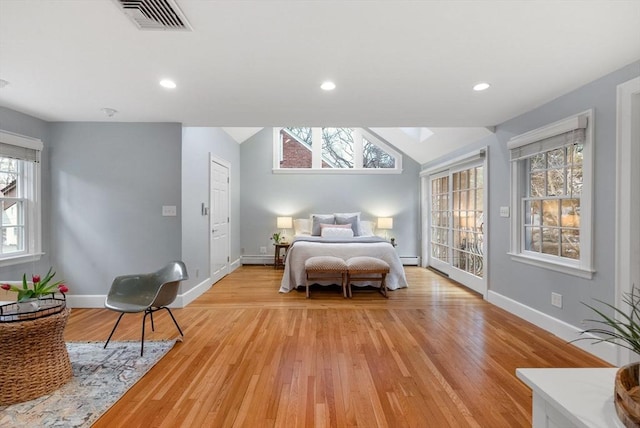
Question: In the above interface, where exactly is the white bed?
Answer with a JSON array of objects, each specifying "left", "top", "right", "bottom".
[{"left": 279, "top": 236, "right": 409, "bottom": 293}]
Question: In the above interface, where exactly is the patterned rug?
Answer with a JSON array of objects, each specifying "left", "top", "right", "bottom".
[{"left": 0, "top": 340, "right": 175, "bottom": 427}]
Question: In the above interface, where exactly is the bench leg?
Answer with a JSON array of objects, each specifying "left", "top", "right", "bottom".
[{"left": 379, "top": 273, "right": 388, "bottom": 298}]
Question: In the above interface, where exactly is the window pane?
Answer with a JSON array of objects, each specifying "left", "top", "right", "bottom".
[
  {"left": 525, "top": 200, "right": 540, "bottom": 225},
  {"left": 525, "top": 226, "right": 541, "bottom": 252},
  {"left": 547, "top": 168, "right": 565, "bottom": 196},
  {"left": 561, "top": 199, "right": 580, "bottom": 228},
  {"left": 2, "top": 226, "right": 24, "bottom": 254},
  {"left": 547, "top": 148, "right": 565, "bottom": 168},
  {"left": 541, "top": 228, "right": 560, "bottom": 255},
  {"left": 280, "top": 128, "right": 312, "bottom": 168},
  {"left": 363, "top": 137, "right": 395, "bottom": 168},
  {"left": 568, "top": 166, "right": 583, "bottom": 196},
  {"left": 542, "top": 199, "right": 559, "bottom": 226},
  {"left": 322, "top": 128, "right": 354, "bottom": 168},
  {"left": 530, "top": 154, "right": 545, "bottom": 171},
  {"left": 1, "top": 199, "right": 23, "bottom": 227},
  {"left": 561, "top": 230, "right": 580, "bottom": 259},
  {"left": 529, "top": 172, "right": 545, "bottom": 197}
]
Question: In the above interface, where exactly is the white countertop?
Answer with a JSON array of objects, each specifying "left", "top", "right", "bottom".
[{"left": 517, "top": 368, "right": 623, "bottom": 428}]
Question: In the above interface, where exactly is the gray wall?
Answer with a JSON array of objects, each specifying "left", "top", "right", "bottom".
[
  {"left": 240, "top": 128, "right": 421, "bottom": 259},
  {"left": 181, "top": 127, "right": 241, "bottom": 287},
  {"left": 48, "top": 122, "right": 182, "bottom": 295},
  {"left": 423, "top": 60, "right": 640, "bottom": 328},
  {"left": 0, "top": 107, "right": 52, "bottom": 279}
]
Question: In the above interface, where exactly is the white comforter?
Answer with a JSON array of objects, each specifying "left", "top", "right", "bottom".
[{"left": 279, "top": 238, "right": 409, "bottom": 293}]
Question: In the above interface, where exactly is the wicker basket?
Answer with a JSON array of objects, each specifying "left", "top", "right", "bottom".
[
  {"left": 615, "top": 363, "right": 640, "bottom": 428},
  {"left": 0, "top": 308, "right": 73, "bottom": 405}
]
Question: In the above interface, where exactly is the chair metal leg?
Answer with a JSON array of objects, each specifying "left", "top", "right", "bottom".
[
  {"left": 162, "top": 307, "right": 184, "bottom": 336},
  {"left": 104, "top": 312, "right": 125, "bottom": 349},
  {"left": 150, "top": 309, "right": 155, "bottom": 331},
  {"left": 141, "top": 310, "right": 151, "bottom": 356}
]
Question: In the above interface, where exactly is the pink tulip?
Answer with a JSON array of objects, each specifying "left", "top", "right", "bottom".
[
  {"left": 32, "top": 275, "right": 41, "bottom": 284},
  {"left": 57, "top": 284, "right": 69, "bottom": 293},
  {"left": 1, "top": 283, "right": 10, "bottom": 291}
]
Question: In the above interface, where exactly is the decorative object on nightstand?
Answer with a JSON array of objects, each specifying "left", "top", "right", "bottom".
[
  {"left": 273, "top": 243, "right": 290, "bottom": 269},
  {"left": 276, "top": 216, "right": 293, "bottom": 244},
  {"left": 390, "top": 237, "right": 396, "bottom": 247},
  {"left": 377, "top": 217, "right": 393, "bottom": 240}
]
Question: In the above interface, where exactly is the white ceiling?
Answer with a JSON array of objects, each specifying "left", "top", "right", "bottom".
[{"left": 0, "top": 1, "right": 638, "bottom": 164}]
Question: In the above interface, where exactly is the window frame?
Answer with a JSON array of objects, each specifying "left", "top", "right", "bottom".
[
  {"left": 272, "top": 127, "right": 403, "bottom": 174},
  {"left": 0, "top": 131, "right": 43, "bottom": 267},
  {"left": 508, "top": 110, "right": 594, "bottom": 279}
]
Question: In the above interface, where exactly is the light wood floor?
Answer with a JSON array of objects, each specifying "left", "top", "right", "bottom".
[{"left": 64, "top": 266, "right": 608, "bottom": 427}]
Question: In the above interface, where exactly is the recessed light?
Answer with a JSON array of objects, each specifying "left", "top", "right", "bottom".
[
  {"left": 101, "top": 108, "right": 118, "bottom": 117},
  {"left": 160, "top": 79, "right": 177, "bottom": 89},
  {"left": 320, "top": 81, "right": 336, "bottom": 91},
  {"left": 473, "top": 82, "right": 491, "bottom": 91}
]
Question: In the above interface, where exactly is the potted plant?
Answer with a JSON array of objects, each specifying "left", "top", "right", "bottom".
[{"left": 576, "top": 287, "right": 640, "bottom": 426}]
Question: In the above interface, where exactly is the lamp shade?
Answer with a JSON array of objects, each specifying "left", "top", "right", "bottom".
[
  {"left": 277, "top": 216, "right": 293, "bottom": 229},
  {"left": 377, "top": 217, "right": 393, "bottom": 229}
]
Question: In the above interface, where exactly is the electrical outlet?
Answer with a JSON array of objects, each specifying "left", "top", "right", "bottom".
[
  {"left": 259, "top": 246, "right": 267, "bottom": 254},
  {"left": 551, "top": 292, "right": 563, "bottom": 308}
]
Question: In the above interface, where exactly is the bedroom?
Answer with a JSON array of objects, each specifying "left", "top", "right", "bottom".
[{"left": 0, "top": 0, "right": 640, "bottom": 424}]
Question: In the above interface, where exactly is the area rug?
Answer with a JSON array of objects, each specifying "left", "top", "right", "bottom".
[{"left": 0, "top": 340, "right": 175, "bottom": 427}]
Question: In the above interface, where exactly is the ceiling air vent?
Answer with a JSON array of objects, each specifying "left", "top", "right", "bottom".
[{"left": 114, "top": 0, "right": 192, "bottom": 31}]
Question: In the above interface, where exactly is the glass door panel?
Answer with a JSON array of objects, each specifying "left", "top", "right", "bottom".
[{"left": 427, "top": 163, "right": 485, "bottom": 295}]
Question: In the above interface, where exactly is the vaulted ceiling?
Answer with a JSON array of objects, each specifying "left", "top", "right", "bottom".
[{"left": 1, "top": 1, "right": 638, "bottom": 163}]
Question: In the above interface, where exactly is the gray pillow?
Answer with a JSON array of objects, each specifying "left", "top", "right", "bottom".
[
  {"left": 311, "top": 214, "right": 335, "bottom": 236},
  {"left": 335, "top": 214, "right": 359, "bottom": 236}
]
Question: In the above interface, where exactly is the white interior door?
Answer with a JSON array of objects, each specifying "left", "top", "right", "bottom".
[
  {"left": 210, "top": 156, "right": 230, "bottom": 285},
  {"left": 426, "top": 160, "right": 486, "bottom": 295}
]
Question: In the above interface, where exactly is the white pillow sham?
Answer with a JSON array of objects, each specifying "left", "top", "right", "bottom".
[
  {"left": 321, "top": 226, "right": 354, "bottom": 238},
  {"left": 293, "top": 218, "right": 311, "bottom": 235},
  {"left": 358, "top": 220, "right": 375, "bottom": 237}
]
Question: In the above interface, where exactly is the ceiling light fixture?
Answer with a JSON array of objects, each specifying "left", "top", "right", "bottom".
[
  {"left": 101, "top": 107, "right": 118, "bottom": 117},
  {"left": 473, "top": 82, "right": 491, "bottom": 91},
  {"left": 320, "top": 81, "right": 336, "bottom": 91},
  {"left": 0, "top": 79, "right": 9, "bottom": 88},
  {"left": 160, "top": 79, "right": 177, "bottom": 89}
]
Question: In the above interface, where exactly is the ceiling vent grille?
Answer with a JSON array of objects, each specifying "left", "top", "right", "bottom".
[{"left": 114, "top": 0, "right": 192, "bottom": 31}]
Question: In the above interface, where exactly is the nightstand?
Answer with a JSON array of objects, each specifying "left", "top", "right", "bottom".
[{"left": 274, "top": 243, "right": 290, "bottom": 269}]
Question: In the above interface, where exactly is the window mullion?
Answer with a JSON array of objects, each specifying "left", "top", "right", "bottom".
[
  {"left": 311, "top": 128, "right": 322, "bottom": 169},
  {"left": 353, "top": 129, "right": 363, "bottom": 168}
]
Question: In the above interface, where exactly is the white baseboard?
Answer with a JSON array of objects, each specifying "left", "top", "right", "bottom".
[
  {"left": 487, "top": 290, "right": 617, "bottom": 365},
  {"left": 68, "top": 259, "right": 244, "bottom": 309}
]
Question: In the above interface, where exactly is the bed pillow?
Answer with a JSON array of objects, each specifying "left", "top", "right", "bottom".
[
  {"left": 334, "top": 212, "right": 360, "bottom": 221},
  {"left": 293, "top": 218, "right": 311, "bottom": 235},
  {"left": 358, "top": 220, "right": 375, "bottom": 237},
  {"left": 321, "top": 226, "right": 354, "bottom": 238},
  {"left": 310, "top": 214, "right": 335, "bottom": 236},
  {"left": 335, "top": 214, "right": 360, "bottom": 236}
]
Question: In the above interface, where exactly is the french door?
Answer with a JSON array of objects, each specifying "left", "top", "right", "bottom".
[{"left": 425, "top": 158, "right": 486, "bottom": 295}]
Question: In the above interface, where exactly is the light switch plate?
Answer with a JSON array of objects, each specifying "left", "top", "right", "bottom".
[
  {"left": 162, "top": 205, "right": 177, "bottom": 216},
  {"left": 499, "top": 206, "right": 510, "bottom": 217}
]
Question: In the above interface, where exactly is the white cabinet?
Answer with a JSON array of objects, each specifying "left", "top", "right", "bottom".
[{"left": 516, "top": 368, "right": 623, "bottom": 428}]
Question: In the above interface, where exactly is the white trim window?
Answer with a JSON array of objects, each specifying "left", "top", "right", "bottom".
[
  {"left": 508, "top": 110, "right": 594, "bottom": 278},
  {"left": 0, "top": 131, "right": 43, "bottom": 267},
  {"left": 273, "top": 127, "right": 402, "bottom": 174}
]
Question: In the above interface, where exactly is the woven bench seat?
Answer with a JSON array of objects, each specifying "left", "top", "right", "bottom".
[
  {"left": 304, "top": 256, "right": 348, "bottom": 298},
  {"left": 346, "top": 256, "right": 390, "bottom": 298}
]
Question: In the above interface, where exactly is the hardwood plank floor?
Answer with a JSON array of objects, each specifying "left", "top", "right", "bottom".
[{"left": 63, "top": 266, "right": 609, "bottom": 427}]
